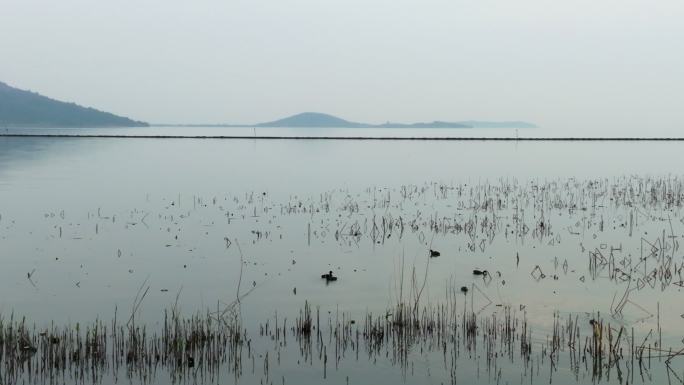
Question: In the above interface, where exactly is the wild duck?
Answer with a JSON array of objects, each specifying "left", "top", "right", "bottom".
[{"left": 321, "top": 270, "right": 338, "bottom": 282}]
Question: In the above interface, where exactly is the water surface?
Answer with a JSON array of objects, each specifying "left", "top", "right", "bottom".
[{"left": 1, "top": 131, "right": 683, "bottom": 384}]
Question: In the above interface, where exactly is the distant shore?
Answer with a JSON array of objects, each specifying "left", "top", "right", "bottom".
[{"left": 2, "top": 133, "right": 684, "bottom": 141}]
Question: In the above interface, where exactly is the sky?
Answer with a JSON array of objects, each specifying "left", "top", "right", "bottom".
[{"left": 1, "top": 0, "right": 683, "bottom": 132}]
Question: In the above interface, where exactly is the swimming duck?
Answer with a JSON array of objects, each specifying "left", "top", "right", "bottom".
[
  {"left": 473, "top": 269, "right": 488, "bottom": 276},
  {"left": 321, "top": 271, "right": 338, "bottom": 282},
  {"left": 460, "top": 286, "right": 469, "bottom": 294},
  {"left": 429, "top": 249, "right": 441, "bottom": 257}
]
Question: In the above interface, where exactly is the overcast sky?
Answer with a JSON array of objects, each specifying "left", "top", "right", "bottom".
[{"left": 1, "top": 0, "right": 683, "bottom": 132}]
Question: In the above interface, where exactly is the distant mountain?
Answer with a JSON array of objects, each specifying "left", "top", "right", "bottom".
[
  {"left": 0, "top": 81, "right": 148, "bottom": 128},
  {"left": 250, "top": 112, "right": 534, "bottom": 129},
  {"left": 256, "top": 112, "right": 365, "bottom": 128}
]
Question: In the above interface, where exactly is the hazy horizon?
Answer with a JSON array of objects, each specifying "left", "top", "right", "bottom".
[{"left": 1, "top": 0, "right": 683, "bottom": 133}]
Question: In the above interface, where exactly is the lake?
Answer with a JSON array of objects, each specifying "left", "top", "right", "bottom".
[{"left": 1, "top": 128, "right": 684, "bottom": 385}]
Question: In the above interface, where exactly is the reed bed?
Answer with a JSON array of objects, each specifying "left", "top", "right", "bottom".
[
  {"left": 1, "top": 295, "right": 681, "bottom": 385},
  {"left": 4, "top": 175, "right": 684, "bottom": 384},
  {"left": 0, "top": 308, "right": 245, "bottom": 385}
]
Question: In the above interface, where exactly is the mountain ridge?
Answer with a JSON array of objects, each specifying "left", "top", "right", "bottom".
[
  {"left": 0, "top": 81, "right": 148, "bottom": 128},
  {"left": 247, "top": 112, "right": 536, "bottom": 129},
  {"left": 0, "top": 81, "right": 536, "bottom": 129}
]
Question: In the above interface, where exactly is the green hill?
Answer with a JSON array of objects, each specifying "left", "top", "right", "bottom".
[{"left": 0, "top": 81, "right": 148, "bottom": 128}]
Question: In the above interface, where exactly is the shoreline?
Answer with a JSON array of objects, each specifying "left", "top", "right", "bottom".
[{"left": 3, "top": 134, "right": 684, "bottom": 141}]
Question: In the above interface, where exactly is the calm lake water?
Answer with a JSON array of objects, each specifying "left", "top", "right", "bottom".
[{"left": 1, "top": 128, "right": 684, "bottom": 384}]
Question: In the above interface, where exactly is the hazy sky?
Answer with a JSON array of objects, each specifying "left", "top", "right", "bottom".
[{"left": 1, "top": 0, "right": 683, "bottom": 131}]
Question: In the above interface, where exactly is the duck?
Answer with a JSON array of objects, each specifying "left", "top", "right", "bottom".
[
  {"left": 429, "top": 249, "right": 441, "bottom": 257},
  {"left": 460, "top": 286, "right": 469, "bottom": 294},
  {"left": 321, "top": 270, "right": 338, "bottom": 282},
  {"left": 473, "top": 269, "right": 488, "bottom": 276},
  {"left": 589, "top": 319, "right": 601, "bottom": 339}
]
